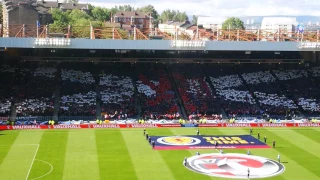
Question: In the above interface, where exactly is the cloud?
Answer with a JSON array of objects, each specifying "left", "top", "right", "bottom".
[{"left": 80, "top": 0, "right": 320, "bottom": 16}]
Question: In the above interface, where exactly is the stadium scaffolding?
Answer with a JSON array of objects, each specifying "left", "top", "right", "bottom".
[{"left": 1, "top": 24, "right": 320, "bottom": 42}]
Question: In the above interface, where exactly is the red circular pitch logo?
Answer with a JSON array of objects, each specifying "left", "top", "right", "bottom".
[{"left": 184, "top": 153, "right": 285, "bottom": 179}]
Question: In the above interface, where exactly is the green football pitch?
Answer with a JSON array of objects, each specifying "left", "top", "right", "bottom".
[{"left": 1, "top": 127, "right": 320, "bottom": 180}]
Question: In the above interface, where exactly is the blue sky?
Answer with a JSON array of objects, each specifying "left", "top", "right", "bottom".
[{"left": 79, "top": 0, "right": 320, "bottom": 16}]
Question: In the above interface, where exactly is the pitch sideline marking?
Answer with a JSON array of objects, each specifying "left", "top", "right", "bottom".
[
  {"left": 29, "top": 159, "right": 53, "bottom": 180},
  {"left": 26, "top": 144, "right": 40, "bottom": 180},
  {"left": 0, "top": 144, "right": 40, "bottom": 147}
]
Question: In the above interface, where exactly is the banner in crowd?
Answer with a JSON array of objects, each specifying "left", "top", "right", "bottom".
[{"left": 0, "top": 123, "right": 320, "bottom": 130}]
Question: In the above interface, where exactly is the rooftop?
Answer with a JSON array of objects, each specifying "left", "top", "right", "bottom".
[
  {"left": 114, "top": 11, "right": 151, "bottom": 19},
  {"left": 2, "top": 0, "right": 88, "bottom": 14}
]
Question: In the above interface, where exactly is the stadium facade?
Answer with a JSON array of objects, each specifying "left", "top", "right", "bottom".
[
  {"left": 1, "top": 38, "right": 320, "bottom": 64},
  {"left": 1, "top": 28, "right": 320, "bottom": 122}
]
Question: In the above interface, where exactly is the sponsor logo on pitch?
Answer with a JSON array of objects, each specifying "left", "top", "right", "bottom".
[
  {"left": 157, "top": 136, "right": 201, "bottom": 146},
  {"left": 184, "top": 153, "right": 285, "bottom": 179}
]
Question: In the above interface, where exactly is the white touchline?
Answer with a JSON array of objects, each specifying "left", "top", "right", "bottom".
[{"left": 26, "top": 144, "right": 40, "bottom": 180}]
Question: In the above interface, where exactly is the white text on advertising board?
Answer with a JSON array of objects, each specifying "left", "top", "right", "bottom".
[
  {"left": 299, "top": 42, "right": 320, "bottom": 49},
  {"left": 171, "top": 40, "right": 205, "bottom": 48}
]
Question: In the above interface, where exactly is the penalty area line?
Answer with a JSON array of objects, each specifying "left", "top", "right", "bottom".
[{"left": 26, "top": 144, "right": 40, "bottom": 180}]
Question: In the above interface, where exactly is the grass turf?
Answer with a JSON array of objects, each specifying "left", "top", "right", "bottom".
[{"left": 0, "top": 128, "right": 320, "bottom": 180}]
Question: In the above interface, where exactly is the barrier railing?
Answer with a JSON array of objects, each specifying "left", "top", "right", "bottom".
[{"left": 2, "top": 24, "right": 320, "bottom": 42}]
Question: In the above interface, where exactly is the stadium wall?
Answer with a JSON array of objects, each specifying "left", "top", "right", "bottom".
[
  {"left": 0, "top": 123, "right": 320, "bottom": 130},
  {"left": 1, "top": 38, "right": 318, "bottom": 51}
]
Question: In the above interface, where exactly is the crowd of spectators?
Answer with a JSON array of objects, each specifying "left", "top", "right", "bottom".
[
  {"left": 301, "top": 67, "right": 320, "bottom": 113},
  {"left": 273, "top": 69, "right": 308, "bottom": 80},
  {"left": 239, "top": 69, "right": 298, "bottom": 116},
  {"left": 100, "top": 73, "right": 135, "bottom": 118},
  {"left": 60, "top": 68, "right": 96, "bottom": 116},
  {"left": 254, "top": 92, "right": 297, "bottom": 115},
  {"left": 310, "top": 67, "right": 320, "bottom": 77},
  {"left": 136, "top": 64, "right": 179, "bottom": 117},
  {"left": 98, "top": 64, "right": 136, "bottom": 118},
  {"left": 273, "top": 68, "right": 320, "bottom": 115},
  {"left": 14, "top": 67, "right": 55, "bottom": 116},
  {"left": 242, "top": 71, "right": 276, "bottom": 84},
  {"left": 208, "top": 66, "right": 260, "bottom": 117},
  {"left": 61, "top": 69, "right": 95, "bottom": 84},
  {"left": 0, "top": 65, "right": 15, "bottom": 116},
  {"left": 171, "top": 64, "right": 221, "bottom": 117},
  {"left": 1, "top": 62, "right": 320, "bottom": 120}
]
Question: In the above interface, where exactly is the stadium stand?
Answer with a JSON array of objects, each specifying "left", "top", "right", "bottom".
[
  {"left": 16, "top": 66, "right": 55, "bottom": 116},
  {"left": 10, "top": 62, "right": 55, "bottom": 118},
  {"left": 171, "top": 64, "right": 222, "bottom": 119},
  {"left": 0, "top": 61, "right": 320, "bottom": 121},
  {"left": 206, "top": 65, "right": 260, "bottom": 117},
  {"left": 0, "top": 65, "right": 15, "bottom": 116},
  {"left": 59, "top": 63, "right": 96, "bottom": 117},
  {"left": 99, "top": 64, "right": 136, "bottom": 119},
  {"left": 304, "top": 67, "right": 320, "bottom": 115},
  {"left": 236, "top": 65, "right": 298, "bottom": 118},
  {"left": 135, "top": 64, "right": 179, "bottom": 119},
  {"left": 273, "top": 67, "right": 320, "bottom": 116}
]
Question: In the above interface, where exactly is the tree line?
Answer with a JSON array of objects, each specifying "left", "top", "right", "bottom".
[
  {"left": 50, "top": 4, "right": 189, "bottom": 27},
  {"left": 49, "top": 4, "right": 244, "bottom": 31},
  {"left": 0, "top": 4, "right": 189, "bottom": 28},
  {"left": 46, "top": 4, "right": 193, "bottom": 38},
  {"left": 0, "top": 3, "right": 245, "bottom": 38}
]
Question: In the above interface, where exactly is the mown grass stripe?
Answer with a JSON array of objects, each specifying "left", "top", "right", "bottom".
[
  {"left": 121, "top": 128, "right": 173, "bottom": 180},
  {"left": 261, "top": 128, "right": 320, "bottom": 180},
  {"left": 0, "top": 130, "right": 19, "bottom": 165},
  {"left": 0, "top": 131, "right": 43, "bottom": 180},
  {"left": 62, "top": 129, "right": 100, "bottom": 180},
  {"left": 96, "top": 129, "right": 137, "bottom": 180},
  {"left": 268, "top": 128, "right": 320, "bottom": 159},
  {"left": 291, "top": 128, "right": 320, "bottom": 144},
  {"left": 28, "top": 130, "right": 68, "bottom": 180}
]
